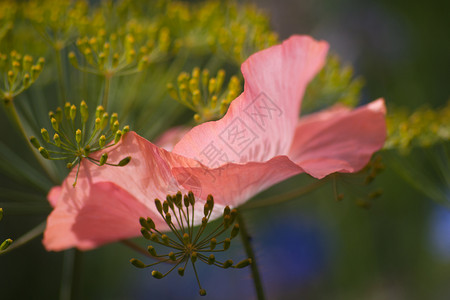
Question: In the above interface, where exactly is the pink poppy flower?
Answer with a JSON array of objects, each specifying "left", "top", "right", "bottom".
[{"left": 43, "top": 35, "right": 386, "bottom": 251}]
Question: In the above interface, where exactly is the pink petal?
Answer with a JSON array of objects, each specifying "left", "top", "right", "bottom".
[
  {"left": 155, "top": 126, "right": 191, "bottom": 151},
  {"left": 172, "top": 155, "right": 304, "bottom": 207},
  {"left": 43, "top": 182, "right": 154, "bottom": 251},
  {"left": 47, "top": 186, "right": 61, "bottom": 208},
  {"left": 288, "top": 98, "right": 387, "bottom": 179},
  {"left": 173, "top": 35, "right": 329, "bottom": 166},
  {"left": 43, "top": 132, "right": 225, "bottom": 251}
]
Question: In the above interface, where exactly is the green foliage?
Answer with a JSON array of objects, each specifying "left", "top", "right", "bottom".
[
  {"left": 385, "top": 101, "right": 450, "bottom": 152},
  {"left": 303, "top": 55, "right": 364, "bottom": 114}
]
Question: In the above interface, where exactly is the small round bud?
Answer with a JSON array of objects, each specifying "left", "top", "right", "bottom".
[
  {"left": 169, "top": 252, "right": 176, "bottom": 261},
  {"left": 99, "top": 135, "right": 106, "bottom": 147},
  {"left": 70, "top": 105, "right": 77, "bottom": 121},
  {"left": 130, "top": 258, "right": 146, "bottom": 268},
  {"left": 151, "top": 270, "right": 163, "bottom": 279},
  {"left": 161, "top": 234, "right": 169, "bottom": 244},
  {"left": 39, "top": 147, "right": 50, "bottom": 159},
  {"left": 146, "top": 217, "right": 155, "bottom": 230},
  {"left": 0, "top": 239, "right": 13, "bottom": 251},
  {"left": 155, "top": 199, "right": 163, "bottom": 213},
  {"left": 207, "top": 254, "right": 215, "bottom": 265},
  {"left": 75, "top": 129, "right": 82, "bottom": 144},
  {"left": 191, "top": 252, "right": 198, "bottom": 263},
  {"left": 177, "top": 267, "right": 185, "bottom": 276},
  {"left": 51, "top": 118, "right": 58, "bottom": 131},
  {"left": 223, "top": 238, "right": 231, "bottom": 250},
  {"left": 54, "top": 133, "right": 61, "bottom": 147},
  {"left": 114, "top": 130, "right": 122, "bottom": 144},
  {"left": 223, "top": 259, "right": 233, "bottom": 268},
  {"left": 118, "top": 156, "right": 131, "bottom": 166},
  {"left": 147, "top": 245, "right": 157, "bottom": 256},
  {"left": 140, "top": 227, "right": 151, "bottom": 240},
  {"left": 199, "top": 289, "right": 206, "bottom": 296},
  {"left": 234, "top": 258, "right": 252, "bottom": 269},
  {"left": 99, "top": 153, "right": 108, "bottom": 166},
  {"left": 210, "top": 238, "right": 217, "bottom": 250},
  {"left": 29, "top": 136, "right": 40, "bottom": 149}
]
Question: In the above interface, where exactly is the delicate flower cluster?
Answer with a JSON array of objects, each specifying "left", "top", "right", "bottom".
[
  {"left": 29, "top": 101, "right": 131, "bottom": 186},
  {"left": 130, "top": 191, "right": 251, "bottom": 297},
  {"left": 69, "top": 27, "right": 172, "bottom": 77},
  {"left": 0, "top": 51, "right": 44, "bottom": 103},
  {"left": 303, "top": 55, "right": 364, "bottom": 114},
  {"left": 333, "top": 155, "right": 385, "bottom": 209},
  {"left": 167, "top": 68, "right": 241, "bottom": 122},
  {"left": 385, "top": 101, "right": 450, "bottom": 152},
  {"left": 24, "top": 0, "right": 89, "bottom": 50}
]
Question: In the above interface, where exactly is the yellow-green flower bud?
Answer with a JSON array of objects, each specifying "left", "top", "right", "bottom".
[
  {"left": 223, "top": 238, "right": 230, "bottom": 250},
  {"left": 230, "top": 224, "right": 239, "bottom": 239},
  {"left": 178, "top": 267, "right": 185, "bottom": 276},
  {"left": 39, "top": 147, "right": 50, "bottom": 159},
  {"left": 118, "top": 156, "right": 131, "bottom": 166},
  {"left": 70, "top": 105, "right": 77, "bottom": 121},
  {"left": 96, "top": 105, "right": 105, "bottom": 118},
  {"left": 99, "top": 153, "right": 108, "bottom": 166},
  {"left": 64, "top": 102, "right": 71, "bottom": 120},
  {"left": 100, "top": 113, "right": 109, "bottom": 130},
  {"left": 99, "top": 135, "right": 106, "bottom": 147},
  {"left": 147, "top": 245, "right": 157, "bottom": 256},
  {"left": 151, "top": 270, "right": 163, "bottom": 279},
  {"left": 41, "top": 128, "right": 50, "bottom": 142},
  {"left": 114, "top": 130, "right": 122, "bottom": 144},
  {"left": 191, "top": 251, "right": 198, "bottom": 263},
  {"left": 167, "top": 83, "right": 179, "bottom": 101},
  {"left": 29, "top": 136, "right": 40, "bottom": 149},
  {"left": 223, "top": 259, "right": 233, "bottom": 268},
  {"left": 0, "top": 238, "right": 13, "bottom": 251},
  {"left": 68, "top": 52, "right": 78, "bottom": 67},
  {"left": 208, "top": 78, "right": 216, "bottom": 95},
  {"left": 54, "top": 133, "right": 61, "bottom": 147},
  {"left": 75, "top": 129, "right": 82, "bottom": 144},
  {"left": 80, "top": 100, "right": 88, "bottom": 123},
  {"left": 51, "top": 117, "right": 59, "bottom": 132},
  {"left": 210, "top": 238, "right": 217, "bottom": 250},
  {"left": 207, "top": 254, "right": 215, "bottom": 265},
  {"left": 130, "top": 258, "right": 146, "bottom": 268},
  {"left": 23, "top": 55, "right": 33, "bottom": 71},
  {"left": 234, "top": 258, "right": 252, "bottom": 269},
  {"left": 23, "top": 73, "right": 31, "bottom": 88}
]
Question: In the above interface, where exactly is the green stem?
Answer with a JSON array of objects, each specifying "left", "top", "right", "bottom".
[
  {"left": 60, "top": 249, "right": 82, "bottom": 300},
  {"left": 241, "top": 178, "right": 327, "bottom": 210},
  {"left": 102, "top": 75, "right": 111, "bottom": 108},
  {"left": 121, "top": 239, "right": 175, "bottom": 263},
  {"left": 237, "top": 210, "right": 265, "bottom": 300},
  {"left": 2, "top": 100, "right": 58, "bottom": 183},
  {"left": 0, "top": 221, "right": 46, "bottom": 255},
  {"left": 55, "top": 47, "right": 67, "bottom": 105}
]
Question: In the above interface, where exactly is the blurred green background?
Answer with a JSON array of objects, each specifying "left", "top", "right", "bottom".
[{"left": 1, "top": 0, "right": 449, "bottom": 299}]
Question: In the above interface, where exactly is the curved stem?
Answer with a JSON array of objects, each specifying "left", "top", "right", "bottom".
[
  {"left": 55, "top": 47, "right": 67, "bottom": 106},
  {"left": 2, "top": 100, "right": 58, "bottom": 184},
  {"left": 121, "top": 240, "right": 176, "bottom": 264},
  {"left": 241, "top": 178, "right": 327, "bottom": 210},
  {"left": 0, "top": 221, "right": 46, "bottom": 255},
  {"left": 60, "top": 249, "right": 82, "bottom": 300},
  {"left": 237, "top": 210, "right": 265, "bottom": 300},
  {"left": 102, "top": 75, "right": 111, "bottom": 109}
]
